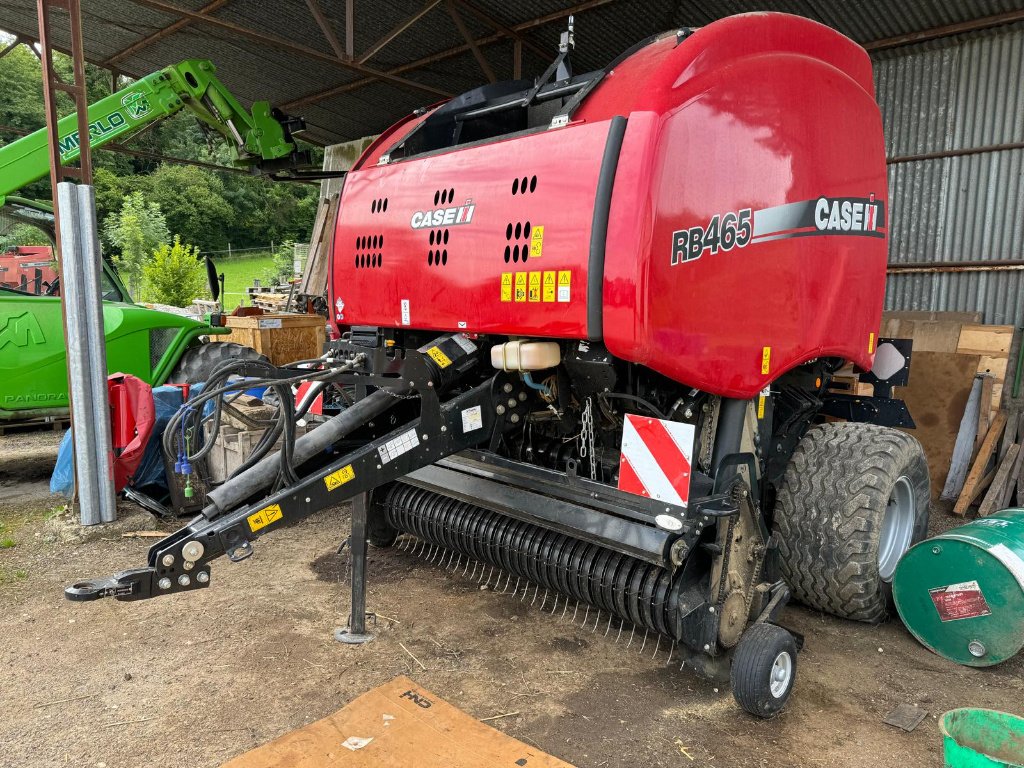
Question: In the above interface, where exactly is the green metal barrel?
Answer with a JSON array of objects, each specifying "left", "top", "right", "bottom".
[
  {"left": 893, "top": 509, "right": 1024, "bottom": 667},
  {"left": 940, "top": 708, "right": 1024, "bottom": 768}
]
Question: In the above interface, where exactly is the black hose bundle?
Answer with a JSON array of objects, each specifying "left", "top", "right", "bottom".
[{"left": 162, "top": 354, "right": 363, "bottom": 492}]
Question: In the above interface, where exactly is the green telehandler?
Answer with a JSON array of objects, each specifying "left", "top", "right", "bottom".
[{"left": 0, "top": 59, "right": 317, "bottom": 420}]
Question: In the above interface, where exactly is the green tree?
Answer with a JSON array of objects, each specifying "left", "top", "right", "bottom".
[
  {"left": 102, "top": 192, "right": 169, "bottom": 298},
  {"left": 143, "top": 236, "right": 207, "bottom": 306},
  {"left": 140, "top": 164, "right": 234, "bottom": 251},
  {"left": 260, "top": 240, "right": 296, "bottom": 285}
]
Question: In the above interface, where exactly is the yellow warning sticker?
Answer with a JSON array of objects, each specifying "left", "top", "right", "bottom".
[
  {"left": 757, "top": 385, "right": 770, "bottom": 420},
  {"left": 426, "top": 345, "right": 452, "bottom": 368},
  {"left": 542, "top": 271, "right": 556, "bottom": 302},
  {"left": 324, "top": 464, "right": 356, "bottom": 491},
  {"left": 247, "top": 503, "right": 283, "bottom": 533},
  {"left": 557, "top": 270, "right": 571, "bottom": 303},
  {"left": 530, "top": 225, "right": 545, "bottom": 259},
  {"left": 514, "top": 272, "right": 527, "bottom": 302},
  {"left": 761, "top": 346, "right": 771, "bottom": 375},
  {"left": 528, "top": 272, "right": 541, "bottom": 302},
  {"left": 868, "top": 332, "right": 876, "bottom": 354},
  {"left": 500, "top": 272, "right": 513, "bottom": 302}
]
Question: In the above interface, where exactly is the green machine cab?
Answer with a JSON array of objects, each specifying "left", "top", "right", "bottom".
[{"left": 0, "top": 60, "right": 316, "bottom": 420}]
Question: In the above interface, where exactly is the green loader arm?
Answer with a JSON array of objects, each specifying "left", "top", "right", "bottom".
[{"left": 0, "top": 59, "right": 309, "bottom": 208}]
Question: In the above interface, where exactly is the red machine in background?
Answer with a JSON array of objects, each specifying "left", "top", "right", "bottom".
[
  {"left": 0, "top": 246, "right": 56, "bottom": 295},
  {"left": 70, "top": 13, "right": 928, "bottom": 720}
]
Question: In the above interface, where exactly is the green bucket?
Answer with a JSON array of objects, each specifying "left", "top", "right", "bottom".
[{"left": 941, "top": 708, "right": 1024, "bottom": 768}]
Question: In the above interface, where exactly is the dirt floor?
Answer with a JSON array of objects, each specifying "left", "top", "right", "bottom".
[{"left": 1, "top": 429, "right": 1022, "bottom": 768}]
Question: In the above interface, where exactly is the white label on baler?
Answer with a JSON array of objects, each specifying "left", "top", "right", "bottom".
[
  {"left": 378, "top": 428, "right": 419, "bottom": 464},
  {"left": 401, "top": 299, "right": 410, "bottom": 326},
  {"left": 987, "top": 543, "right": 1024, "bottom": 592},
  {"left": 461, "top": 405, "right": 483, "bottom": 433},
  {"left": 453, "top": 334, "right": 477, "bottom": 354}
]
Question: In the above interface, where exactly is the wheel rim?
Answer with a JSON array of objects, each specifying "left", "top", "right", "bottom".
[
  {"left": 770, "top": 651, "right": 793, "bottom": 698},
  {"left": 878, "top": 475, "right": 916, "bottom": 582}
]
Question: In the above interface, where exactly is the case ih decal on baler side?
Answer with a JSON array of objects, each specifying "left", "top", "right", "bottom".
[{"left": 671, "top": 196, "right": 886, "bottom": 264}]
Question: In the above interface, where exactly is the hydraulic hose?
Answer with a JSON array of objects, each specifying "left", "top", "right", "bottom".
[{"left": 203, "top": 385, "right": 409, "bottom": 516}]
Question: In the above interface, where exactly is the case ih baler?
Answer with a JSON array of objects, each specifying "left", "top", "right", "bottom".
[{"left": 68, "top": 13, "right": 929, "bottom": 717}]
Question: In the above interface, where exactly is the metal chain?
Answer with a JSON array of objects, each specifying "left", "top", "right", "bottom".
[{"left": 579, "top": 397, "right": 597, "bottom": 480}]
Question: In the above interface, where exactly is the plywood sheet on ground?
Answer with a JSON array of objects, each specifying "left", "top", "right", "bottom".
[
  {"left": 898, "top": 352, "right": 981, "bottom": 502},
  {"left": 221, "top": 676, "right": 575, "bottom": 768}
]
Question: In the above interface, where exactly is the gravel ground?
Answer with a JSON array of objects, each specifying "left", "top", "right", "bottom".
[{"left": 1, "top": 428, "right": 1021, "bottom": 768}]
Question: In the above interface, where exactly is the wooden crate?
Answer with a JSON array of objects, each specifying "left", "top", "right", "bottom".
[{"left": 215, "top": 313, "right": 327, "bottom": 365}]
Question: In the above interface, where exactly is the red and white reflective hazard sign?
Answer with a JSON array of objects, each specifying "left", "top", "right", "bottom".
[{"left": 617, "top": 414, "right": 695, "bottom": 507}]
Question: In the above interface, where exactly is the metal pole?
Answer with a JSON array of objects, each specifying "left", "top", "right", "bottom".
[
  {"left": 77, "top": 185, "right": 116, "bottom": 523},
  {"left": 57, "top": 183, "right": 116, "bottom": 525},
  {"left": 335, "top": 492, "right": 374, "bottom": 644}
]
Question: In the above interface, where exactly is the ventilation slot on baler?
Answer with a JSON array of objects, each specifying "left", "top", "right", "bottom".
[
  {"left": 354, "top": 233, "right": 384, "bottom": 269},
  {"left": 503, "top": 220, "right": 533, "bottom": 263}
]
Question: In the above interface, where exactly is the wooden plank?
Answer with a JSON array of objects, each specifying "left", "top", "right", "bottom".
[
  {"left": 883, "top": 311, "right": 983, "bottom": 323},
  {"left": 975, "top": 375, "right": 995, "bottom": 455},
  {"left": 978, "top": 443, "right": 1022, "bottom": 517},
  {"left": 955, "top": 410, "right": 1008, "bottom": 516},
  {"left": 897, "top": 352, "right": 981, "bottom": 503},
  {"left": 999, "top": 443, "right": 1024, "bottom": 510},
  {"left": 1016, "top": 447, "right": 1024, "bottom": 508},
  {"left": 957, "top": 324, "right": 1014, "bottom": 356},
  {"left": 999, "top": 411, "right": 1020, "bottom": 463},
  {"left": 941, "top": 375, "right": 983, "bottom": 501},
  {"left": 909, "top": 321, "right": 964, "bottom": 353},
  {"left": 298, "top": 193, "right": 340, "bottom": 300},
  {"left": 297, "top": 197, "right": 331, "bottom": 296}
]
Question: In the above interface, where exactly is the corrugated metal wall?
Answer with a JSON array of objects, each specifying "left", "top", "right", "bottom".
[{"left": 874, "top": 22, "right": 1024, "bottom": 325}]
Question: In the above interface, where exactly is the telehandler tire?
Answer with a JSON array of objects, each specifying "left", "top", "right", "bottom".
[
  {"left": 774, "top": 422, "right": 929, "bottom": 623},
  {"left": 168, "top": 341, "right": 267, "bottom": 384}
]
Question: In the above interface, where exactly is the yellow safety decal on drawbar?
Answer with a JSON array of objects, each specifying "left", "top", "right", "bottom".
[
  {"left": 248, "top": 504, "right": 283, "bottom": 532},
  {"left": 324, "top": 464, "right": 356, "bottom": 491},
  {"left": 557, "top": 270, "right": 571, "bottom": 303},
  {"left": 757, "top": 385, "right": 770, "bottom": 420},
  {"left": 426, "top": 345, "right": 452, "bottom": 368},
  {"left": 530, "top": 225, "right": 545, "bottom": 258},
  {"left": 868, "top": 332, "right": 876, "bottom": 354},
  {"left": 514, "top": 272, "right": 527, "bottom": 302},
  {"left": 528, "top": 272, "right": 541, "bottom": 302},
  {"left": 542, "top": 271, "right": 556, "bottom": 302},
  {"left": 500, "top": 272, "right": 513, "bottom": 302},
  {"left": 761, "top": 346, "right": 771, "bottom": 375}
]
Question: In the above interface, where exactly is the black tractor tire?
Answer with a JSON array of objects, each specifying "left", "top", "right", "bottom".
[
  {"left": 730, "top": 622, "right": 797, "bottom": 718},
  {"left": 168, "top": 341, "right": 267, "bottom": 384},
  {"left": 774, "top": 422, "right": 930, "bottom": 623}
]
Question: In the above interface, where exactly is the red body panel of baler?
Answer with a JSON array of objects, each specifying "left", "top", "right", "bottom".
[{"left": 329, "top": 12, "right": 888, "bottom": 400}]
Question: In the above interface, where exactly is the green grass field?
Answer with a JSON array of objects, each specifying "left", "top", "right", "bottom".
[{"left": 215, "top": 252, "right": 276, "bottom": 308}]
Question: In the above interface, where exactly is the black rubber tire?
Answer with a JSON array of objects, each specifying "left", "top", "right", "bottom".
[
  {"left": 730, "top": 622, "right": 797, "bottom": 718},
  {"left": 774, "top": 422, "right": 930, "bottom": 623},
  {"left": 168, "top": 341, "right": 267, "bottom": 384},
  {"left": 367, "top": 488, "right": 399, "bottom": 548}
]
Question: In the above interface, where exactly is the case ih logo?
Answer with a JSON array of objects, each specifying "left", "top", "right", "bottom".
[
  {"left": 813, "top": 196, "right": 882, "bottom": 233},
  {"left": 672, "top": 195, "right": 885, "bottom": 265},
  {"left": 410, "top": 201, "right": 475, "bottom": 229}
]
